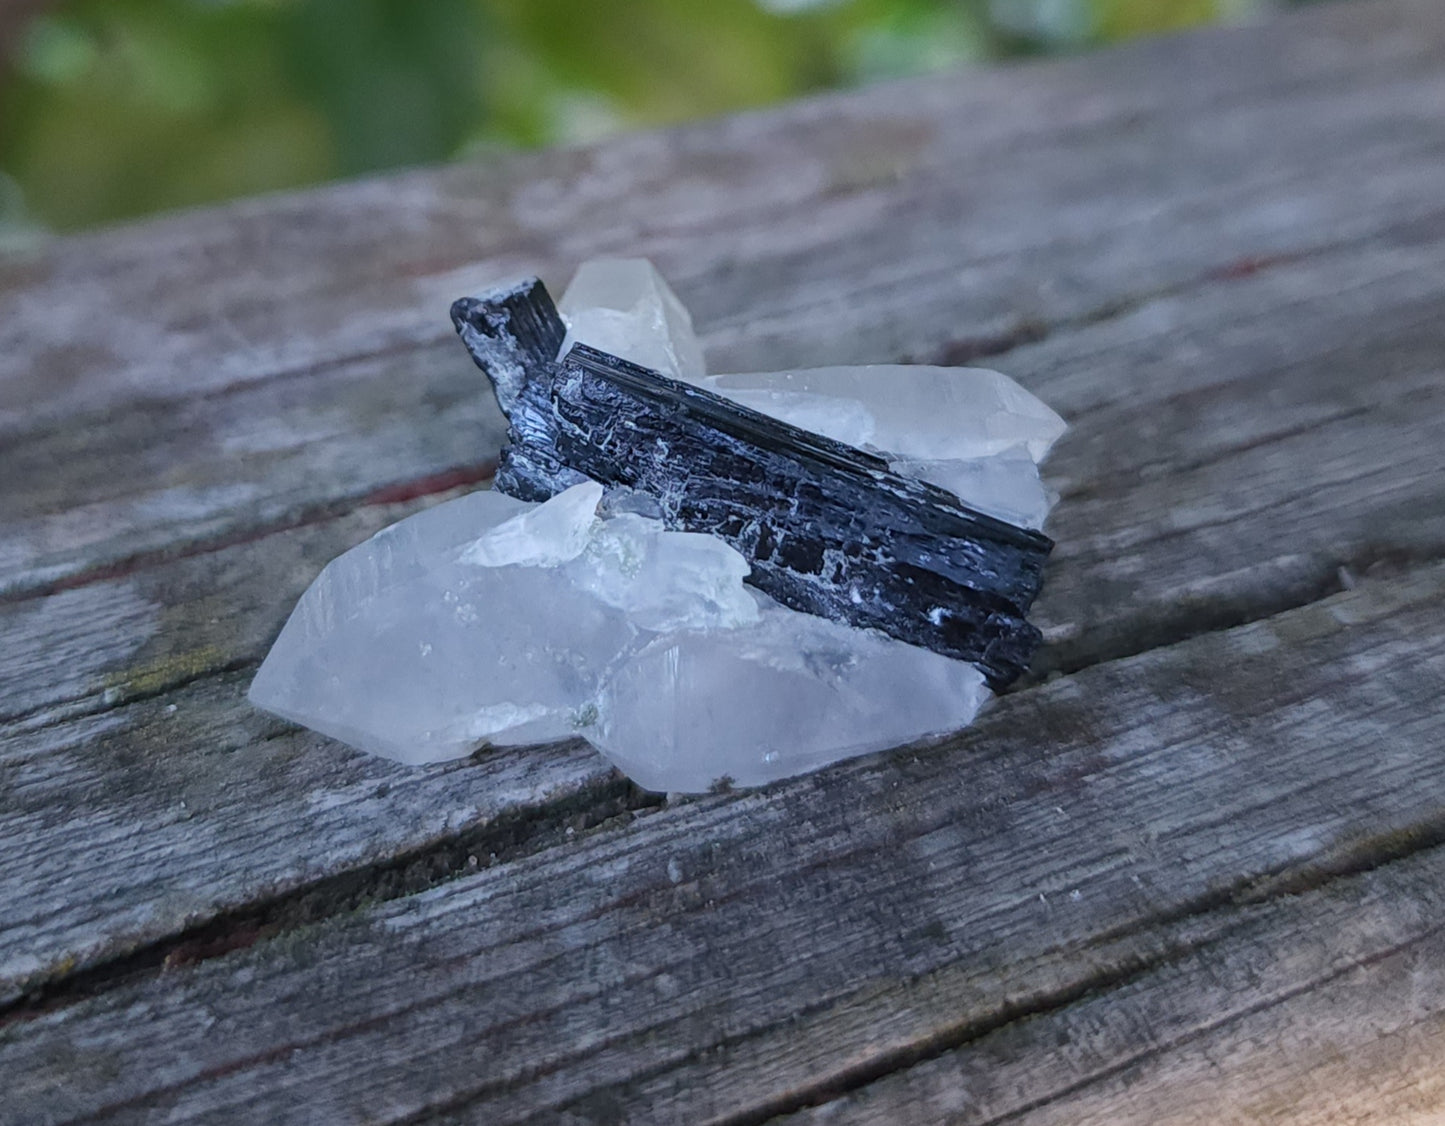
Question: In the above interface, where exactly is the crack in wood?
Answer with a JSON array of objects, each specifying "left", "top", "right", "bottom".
[
  {"left": 1024, "top": 542, "right": 1444, "bottom": 685},
  {"left": 7, "top": 191, "right": 1439, "bottom": 612},
  {"left": 4, "top": 554, "right": 1443, "bottom": 1119},
  {"left": 636, "top": 834, "right": 1445, "bottom": 1126},
  {"left": 402, "top": 829, "right": 1445, "bottom": 1126},
  {"left": 762, "top": 834, "right": 1445, "bottom": 1126},
  {"left": 941, "top": 921, "right": 1445, "bottom": 1126},
  {"left": 0, "top": 773, "right": 664, "bottom": 1028},
  {"left": 6, "top": 10, "right": 1445, "bottom": 1110},
  {"left": 0, "top": 546, "right": 1437, "bottom": 1024},
  {"left": 0, "top": 460, "right": 497, "bottom": 606}
]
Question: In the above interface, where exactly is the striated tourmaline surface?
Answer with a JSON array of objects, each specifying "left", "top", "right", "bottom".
[{"left": 548, "top": 343, "right": 1051, "bottom": 686}]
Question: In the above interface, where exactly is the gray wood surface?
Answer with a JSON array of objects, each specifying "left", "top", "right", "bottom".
[
  {"left": 4, "top": 565, "right": 1444, "bottom": 1123},
  {"left": 779, "top": 837, "right": 1445, "bottom": 1126},
  {"left": 2, "top": 0, "right": 1444, "bottom": 1121}
]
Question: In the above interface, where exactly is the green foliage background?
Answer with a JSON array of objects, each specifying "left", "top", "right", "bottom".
[{"left": 0, "top": 0, "right": 1279, "bottom": 235}]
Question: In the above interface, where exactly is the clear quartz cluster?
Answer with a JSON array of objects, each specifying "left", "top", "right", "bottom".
[{"left": 250, "top": 259, "right": 1064, "bottom": 791}]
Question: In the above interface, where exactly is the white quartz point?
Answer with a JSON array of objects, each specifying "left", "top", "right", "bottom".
[
  {"left": 248, "top": 484, "right": 761, "bottom": 766},
  {"left": 591, "top": 597, "right": 989, "bottom": 792},
  {"left": 700, "top": 365, "right": 1066, "bottom": 464},
  {"left": 247, "top": 487, "right": 595, "bottom": 763},
  {"left": 460, "top": 479, "right": 603, "bottom": 567},
  {"left": 558, "top": 257, "right": 706, "bottom": 381}
]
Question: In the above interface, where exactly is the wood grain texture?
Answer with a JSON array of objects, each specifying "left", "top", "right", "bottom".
[
  {"left": 0, "top": 489, "right": 638, "bottom": 1008},
  {"left": 3, "top": 0, "right": 1445, "bottom": 598},
  {"left": 3, "top": 0, "right": 1445, "bottom": 1119},
  {"left": 3, "top": 219, "right": 1444, "bottom": 1004},
  {"left": 6, "top": 0, "right": 1440, "bottom": 430},
  {"left": 2, "top": 563, "right": 1443, "bottom": 1124},
  {"left": 0, "top": 340, "right": 508, "bottom": 599},
  {"left": 780, "top": 841, "right": 1445, "bottom": 1126}
]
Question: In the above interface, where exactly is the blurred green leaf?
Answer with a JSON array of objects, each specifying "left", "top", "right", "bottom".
[
  {"left": 283, "top": 0, "right": 487, "bottom": 173},
  {"left": 0, "top": 0, "right": 1287, "bottom": 233}
]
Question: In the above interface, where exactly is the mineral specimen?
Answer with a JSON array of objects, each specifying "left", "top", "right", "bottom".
[
  {"left": 549, "top": 260, "right": 1063, "bottom": 529},
  {"left": 451, "top": 281, "right": 1054, "bottom": 687},
  {"left": 250, "top": 257, "right": 1063, "bottom": 792},
  {"left": 590, "top": 599, "right": 987, "bottom": 792},
  {"left": 698, "top": 368, "right": 1061, "bottom": 530},
  {"left": 248, "top": 479, "right": 986, "bottom": 788},
  {"left": 550, "top": 344, "right": 1049, "bottom": 686},
  {"left": 451, "top": 278, "right": 585, "bottom": 501},
  {"left": 698, "top": 365, "right": 1065, "bottom": 463}
]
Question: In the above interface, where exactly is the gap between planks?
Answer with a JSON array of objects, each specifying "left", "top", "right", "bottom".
[
  {"left": 765, "top": 841, "right": 1445, "bottom": 1126},
  {"left": 3, "top": 231, "right": 1444, "bottom": 1007},
  {"left": 4, "top": 0, "right": 1441, "bottom": 436},
  {"left": 0, "top": 772, "right": 663, "bottom": 1028},
  {"left": 3, "top": 0, "right": 1444, "bottom": 1075},
  {"left": 6, "top": 23, "right": 1445, "bottom": 602},
  {"left": 2, "top": 549, "right": 1441, "bottom": 1030},
  {"left": 0, "top": 211, "right": 1404, "bottom": 612},
  {"left": 4, "top": 557, "right": 1444, "bottom": 1123},
  {"left": 10, "top": 201, "right": 1445, "bottom": 727}
]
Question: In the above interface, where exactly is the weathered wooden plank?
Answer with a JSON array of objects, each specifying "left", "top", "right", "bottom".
[
  {"left": 779, "top": 843, "right": 1445, "bottom": 1126},
  {"left": 0, "top": 671, "right": 622, "bottom": 1008},
  {"left": 0, "top": 494, "right": 441, "bottom": 725},
  {"left": 8, "top": 218, "right": 1445, "bottom": 713},
  {"left": 4, "top": 180, "right": 1444, "bottom": 604},
  {"left": 2, "top": 10, "right": 1445, "bottom": 1105},
  {"left": 0, "top": 340, "right": 508, "bottom": 599},
  {"left": 3, "top": 1, "right": 1445, "bottom": 601},
  {"left": 5, "top": 0, "right": 1441, "bottom": 436},
  {"left": 2, "top": 170, "right": 1444, "bottom": 1005},
  {"left": 3, "top": 564, "right": 1442, "bottom": 1124},
  {"left": 5, "top": 149, "right": 1445, "bottom": 605},
  {"left": 0, "top": 489, "right": 653, "bottom": 1010}
]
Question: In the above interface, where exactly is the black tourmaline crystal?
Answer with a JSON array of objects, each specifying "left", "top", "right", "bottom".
[{"left": 451, "top": 279, "right": 1053, "bottom": 688}]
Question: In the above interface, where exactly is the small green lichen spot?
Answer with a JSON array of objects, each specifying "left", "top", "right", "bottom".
[{"left": 104, "top": 645, "right": 229, "bottom": 702}]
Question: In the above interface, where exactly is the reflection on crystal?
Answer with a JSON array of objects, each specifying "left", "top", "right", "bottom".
[
  {"left": 889, "top": 447, "right": 1055, "bottom": 531},
  {"left": 248, "top": 484, "right": 755, "bottom": 765},
  {"left": 558, "top": 258, "right": 706, "bottom": 381},
  {"left": 700, "top": 365, "right": 1066, "bottom": 463},
  {"left": 461, "top": 480, "right": 602, "bottom": 568},
  {"left": 250, "top": 487, "right": 615, "bottom": 763},
  {"left": 249, "top": 481, "right": 987, "bottom": 789},
  {"left": 549, "top": 342, "right": 1050, "bottom": 685},
  {"left": 573, "top": 513, "right": 758, "bottom": 633}
]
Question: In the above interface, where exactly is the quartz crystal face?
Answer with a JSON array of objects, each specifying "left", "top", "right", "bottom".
[
  {"left": 248, "top": 486, "right": 615, "bottom": 763},
  {"left": 698, "top": 367, "right": 1063, "bottom": 529},
  {"left": 558, "top": 258, "right": 706, "bottom": 381},
  {"left": 249, "top": 483, "right": 757, "bottom": 765},
  {"left": 248, "top": 481, "right": 982, "bottom": 786},
  {"left": 592, "top": 596, "right": 987, "bottom": 792},
  {"left": 546, "top": 343, "right": 1050, "bottom": 686},
  {"left": 700, "top": 365, "right": 1065, "bottom": 463},
  {"left": 889, "top": 448, "right": 1055, "bottom": 531},
  {"left": 251, "top": 257, "right": 1064, "bottom": 791}
]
